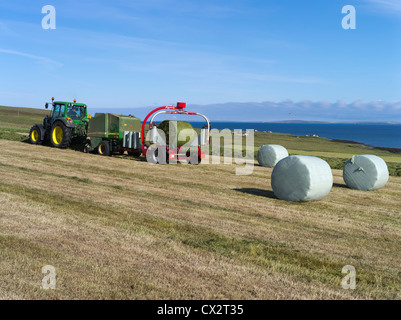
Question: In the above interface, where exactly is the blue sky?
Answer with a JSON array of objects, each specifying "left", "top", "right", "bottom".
[{"left": 0, "top": 0, "right": 400, "bottom": 120}]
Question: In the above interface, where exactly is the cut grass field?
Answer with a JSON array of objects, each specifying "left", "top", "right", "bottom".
[{"left": 0, "top": 105, "right": 400, "bottom": 300}]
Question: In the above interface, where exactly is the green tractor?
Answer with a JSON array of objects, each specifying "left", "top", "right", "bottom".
[{"left": 29, "top": 98, "right": 91, "bottom": 148}]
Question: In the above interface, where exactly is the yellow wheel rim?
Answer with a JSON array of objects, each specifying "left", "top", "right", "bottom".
[
  {"left": 31, "top": 129, "right": 39, "bottom": 142},
  {"left": 52, "top": 126, "right": 63, "bottom": 145},
  {"left": 98, "top": 144, "right": 105, "bottom": 155}
]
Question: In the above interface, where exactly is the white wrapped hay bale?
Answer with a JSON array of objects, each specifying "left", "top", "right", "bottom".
[
  {"left": 257, "top": 144, "right": 289, "bottom": 167},
  {"left": 271, "top": 155, "right": 333, "bottom": 202},
  {"left": 343, "top": 155, "right": 389, "bottom": 191}
]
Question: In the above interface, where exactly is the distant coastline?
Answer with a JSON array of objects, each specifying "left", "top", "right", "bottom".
[{"left": 329, "top": 138, "right": 401, "bottom": 154}]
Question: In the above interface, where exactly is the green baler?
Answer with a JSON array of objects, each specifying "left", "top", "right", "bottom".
[{"left": 86, "top": 113, "right": 142, "bottom": 156}]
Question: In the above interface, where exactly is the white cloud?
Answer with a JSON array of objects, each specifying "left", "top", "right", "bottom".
[
  {"left": 363, "top": 0, "right": 401, "bottom": 13},
  {"left": 0, "top": 20, "right": 17, "bottom": 36},
  {"left": 241, "top": 73, "right": 323, "bottom": 84},
  {"left": 189, "top": 100, "right": 401, "bottom": 122},
  {"left": 0, "top": 48, "right": 63, "bottom": 68}
]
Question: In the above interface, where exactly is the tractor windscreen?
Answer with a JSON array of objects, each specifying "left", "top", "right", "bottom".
[{"left": 67, "top": 105, "right": 86, "bottom": 120}]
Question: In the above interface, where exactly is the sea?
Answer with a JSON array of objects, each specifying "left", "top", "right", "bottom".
[
  {"left": 189, "top": 122, "right": 401, "bottom": 150},
  {"left": 92, "top": 108, "right": 401, "bottom": 149}
]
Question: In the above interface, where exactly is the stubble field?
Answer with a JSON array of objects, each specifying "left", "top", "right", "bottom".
[{"left": 0, "top": 105, "right": 400, "bottom": 299}]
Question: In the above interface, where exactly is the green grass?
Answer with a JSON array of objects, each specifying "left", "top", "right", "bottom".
[
  {"left": 0, "top": 127, "right": 29, "bottom": 142},
  {"left": 0, "top": 105, "right": 48, "bottom": 142},
  {"left": 0, "top": 105, "right": 48, "bottom": 128}
]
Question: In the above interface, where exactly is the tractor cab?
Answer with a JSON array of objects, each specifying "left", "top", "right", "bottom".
[
  {"left": 45, "top": 98, "right": 89, "bottom": 123},
  {"left": 67, "top": 104, "right": 86, "bottom": 120}
]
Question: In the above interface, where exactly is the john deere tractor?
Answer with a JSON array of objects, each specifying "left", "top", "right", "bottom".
[{"left": 29, "top": 98, "right": 91, "bottom": 149}]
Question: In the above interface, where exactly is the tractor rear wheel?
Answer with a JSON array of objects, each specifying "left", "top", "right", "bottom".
[
  {"left": 29, "top": 125, "right": 42, "bottom": 145},
  {"left": 98, "top": 140, "right": 111, "bottom": 156},
  {"left": 50, "top": 122, "right": 72, "bottom": 149}
]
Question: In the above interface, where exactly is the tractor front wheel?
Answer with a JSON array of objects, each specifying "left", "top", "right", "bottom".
[
  {"left": 29, "top": 125, "right": 42, "bottom": 145},
  {"left": 50, "top": 122, "right": 72, "bottom": 149},
  {"left": 98, "top": 140, "right": 111, "bottom": 156}
]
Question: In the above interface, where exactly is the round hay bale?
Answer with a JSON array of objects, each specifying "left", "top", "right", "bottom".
[
  {"left": 343, "top": 155, "right": 389, "bottom": 191},
  {"left": 157, "top": 120, "right": 197, "bottom": 147},
  {"left": 271, "top": 155, "right": 333, "bottom": 202},
  {"left": 257, "top": 144, "right": 289, "bottom": 167}
]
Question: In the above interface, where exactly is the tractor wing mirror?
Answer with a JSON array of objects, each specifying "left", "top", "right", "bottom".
[{"left": 45, "top": 103, "right": 49, "bottom": 109}]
